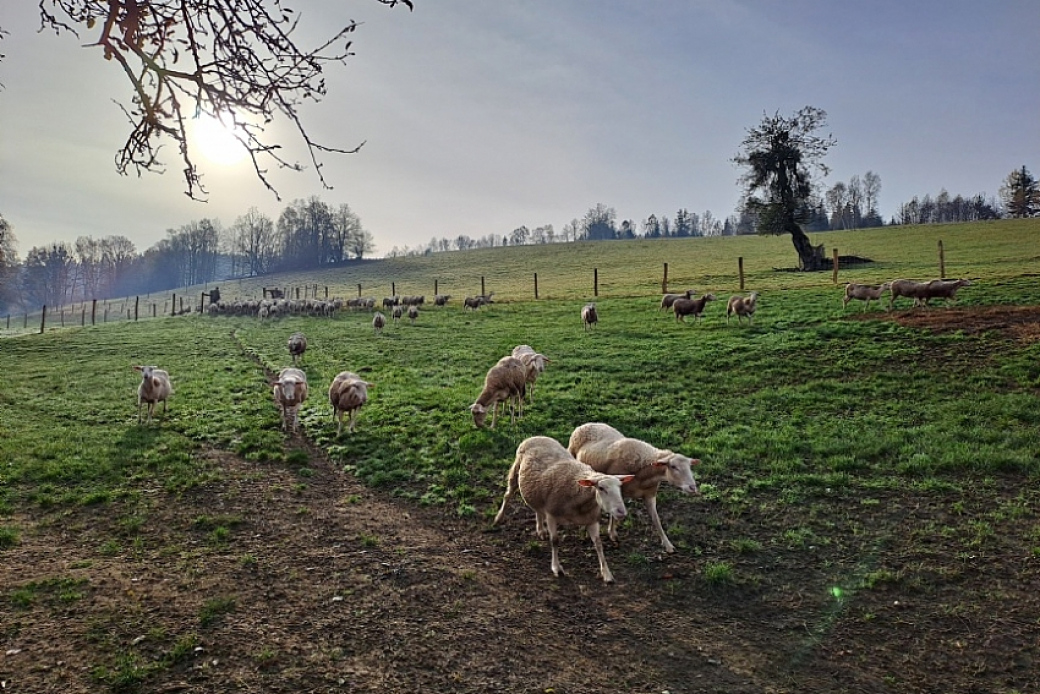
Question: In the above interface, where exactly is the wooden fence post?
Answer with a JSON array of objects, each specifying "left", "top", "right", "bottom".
[
  {"left": 171, "top": 293, "right": 176, "bottom": 315},
  {"left": 481, "top": 276, "right": 486, "bottom": 297},
  {"left": 152, "top": 304, "right": 157, "bottom": 318},
  {"left": 662, "top": 263, "right": 668, "bottom": 294},
  {"left": 434, "top": 279, "right": 439, "bottom": 296},
  {"left": 81, "top": 307, "right": 86, "bottom": 326},
  {"left": 60, "top": 309, "right": 65, "bottom": 327},
  {"left": 357, "top": 283, "right": 362, "bottom": 298},
  {"left": 91, "top": 299, "right": 97, "bottom": 326},
  {"left": 938, "top": 240, "right": 946, "bottom": 278},
  {"left": 40, "top": 305, "right": 47, "bottom": 334},
  {"left": 135, "top": 296, "right": 140, "bottom": 321},
  {"left": 832, "top": 248, "right": 840, "bottom": 284},
  {"left": 324, "top": 286, "right": 328, "bottom": 298},
  {"left": 738, "top": 257, "right": 745, "bottom": 291},
  {"left": 594, "top": 268, "right": 599, "bottom": 297},
  {"left": 534, "top": 273, "right": 539, "bottom": 300}
]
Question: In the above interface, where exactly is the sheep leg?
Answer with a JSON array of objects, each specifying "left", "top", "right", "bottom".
[
  {"left": 644, "top": 496, "right": 675, "bottom": 554},
  {"left": 533, "top": 510, "right": 547, "bottom": 539},
  {"left": 335, "top": 409, "right": 344, "bottom": 436},
  {"left": 587, "top": 521, "right": 615, "bottom": 584},
  {"left": 546, "top": 516, "right": 566, "bottom": 577},
  {"left": 348, "top": 409, "right": 357, "bottom": 434},
  {"left": 137, "top": 401, "right": 143, "bottom": 424},
  {"left": 489, "top": 401, "right": 499, "bottom": 429},
  {"left": 607, "top": 514, "right": 620, "bottom": 544},
  {"left": 492, "top": 481, "right": 517, "bottom": 527}
]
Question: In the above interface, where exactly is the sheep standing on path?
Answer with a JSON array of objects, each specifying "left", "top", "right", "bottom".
[
  {"left": 843, "top": 282, "right": 891, "bottom": 311},
  {"left": 673, "top": 293, "right": 716, "bottom": 323},
  {"left": 288, "top": 332, "right": 307, "bottom": 364},
  {"left": 134, "top": 365, "right": 172, "bottom": 424},
  {"left": 494, "top": 436, "right": 634, "bottom": 583},
  {"left": 328, "top": 371, "right": 373, "bottom": 435},
  {"left": 469, "top": 356, "right": 527, "bottom": 428},
  {"left": 568, "top": 423, "right": 699, "bottom": 554},
  {"left": 581, "top": 302, "right": 598, "bottom": 331},
  {"left": 727, "top": 292, "right": 759, "bottom": 324},
  {"left": 273, "top": 367, "right": 308, "bottom": 433}
]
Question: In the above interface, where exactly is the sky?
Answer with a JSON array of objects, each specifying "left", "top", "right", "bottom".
[{"left": 2, "top": 1, "right": 1038, "bottom": 259}]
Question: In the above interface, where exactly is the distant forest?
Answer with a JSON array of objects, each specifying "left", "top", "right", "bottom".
[{"left": 1, "top": 165, "right": 1034, "bottom": 314}]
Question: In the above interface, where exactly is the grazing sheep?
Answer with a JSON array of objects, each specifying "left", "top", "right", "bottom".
[
  {"left": 511, "top": 344, "right": 551, "bottom": 403},
  {"left": 133, "top": 365, "right": 172, "bottom": 424},
  {"left": 469, "top": 356, "right": 527, "bottom": 428},
  {"left": 581, "top": 302, "right": 598, "bottom": 331},
  {"left": 726, "top": 292, "right": 759, "bottom": 324},
  {"left": 328, "top": 371, "right": 373, "bottom": 435},
  {"left": 673, "top": 293, "right": 716, "bottom": 323},
  {"left": 568, "top": 423, "right": 699, "bottom": 554},
  {"left": 897, "top": 278, "right": 972, "bottom": 308},
  {"left": 407, "top": 305, "right": 419, "bottom": 324},
  {"left": 288, "top": 332, "right": 307, "bottom": 364},
  {"left": 434, "top": 294, "right": 452, "bottom": 307},
  {"left": 660, "top": 289, "right": 695, "bottom": 311},
  {"left": 392, "top": 305, "right": 404, "bottom": 322},
  {"left": 273, "top": 367, "right": 308, "bottom": 433},
  {"left": 372, "top": 312, "right": 386, "bottom": 335},
  {"left": 493, "top": 436, "right": 634, "bottom": 583},
  {"left": 843, "top": 282, "right": 891, "bottom": 311}
]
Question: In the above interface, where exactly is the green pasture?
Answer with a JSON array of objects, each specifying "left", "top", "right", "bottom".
[{"left": 2, "top": 219, "right": 1039, "bottom": 520}]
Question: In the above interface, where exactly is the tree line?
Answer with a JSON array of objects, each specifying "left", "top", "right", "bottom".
[{"left": 0, "top": 197, "right": 374, "bottom": 314}]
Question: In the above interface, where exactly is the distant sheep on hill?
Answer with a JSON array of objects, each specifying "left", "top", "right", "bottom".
[{"left": 581, "top": 303, "right": 598, "bottom": 331}]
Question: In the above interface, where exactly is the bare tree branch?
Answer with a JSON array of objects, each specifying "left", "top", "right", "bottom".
[{"left": 31, "top": 0, "right": 413, "bottom": 200}]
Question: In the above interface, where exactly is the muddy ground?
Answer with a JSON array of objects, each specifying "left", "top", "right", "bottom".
[{"left": 2, "top": 305, "right": 1039, "bottom": 693}]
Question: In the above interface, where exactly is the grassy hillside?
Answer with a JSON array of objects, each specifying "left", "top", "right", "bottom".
[{"left": 2, "top": 218, "right": 1040, "bottom": 692}]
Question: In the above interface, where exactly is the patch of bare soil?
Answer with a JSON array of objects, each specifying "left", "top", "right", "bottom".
[{"left": 850, "top": 303, "right": 1040, "bottom": 342}]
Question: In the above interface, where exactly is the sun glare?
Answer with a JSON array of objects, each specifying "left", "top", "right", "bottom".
[{"left": 191, "top": 113, "right": 249, "bottom": 166}]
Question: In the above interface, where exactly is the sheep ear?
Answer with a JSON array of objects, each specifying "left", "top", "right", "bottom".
[
  {"left": 132, "top": 365, "right": 142, "bottom": 371},
  {"left": 577, "top": 479, "right": 596, "bottom": 488},
  {"left": 690, "top": 458, "right": 702, "bottom": 466},
  {"left": 651, "top": 461, "right": 668, "bottom": 468},
  {"left": 616, "top": 474, "right": 635, "bottom": 483}
]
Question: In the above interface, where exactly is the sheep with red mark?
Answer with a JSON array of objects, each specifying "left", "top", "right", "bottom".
[
  {"left": 493, "top": 436, "right": 634, "bottom": 583},
  {"left": 568, "top": 423, "right": 699, "bottom": 554}
]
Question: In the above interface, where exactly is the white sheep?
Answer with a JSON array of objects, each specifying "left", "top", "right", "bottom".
[
  {"left": 568, "top": 423, "right": 699, "bottom": 554},
  {"left": 407, "top": 305, "right": 419, "bottom": 324},
  {"left": 273, "top": 367, "right": 308, "bottom": 433},
  {"left": 493, "top": 436, "right": 634, "bottom": 583},
  {"left": 133, "top": 365, "right": 172, "bottom": 424},
  {"left": 581, "top": 302, "right": 598, "bottom": 331},
  {"left": 843, "top": 282, "right": 891, "bottom": 311},
  {"left": 288, "top": 332, "right": 307, "bottom": 364},
  {"left": 511, "top": 344, "right": 551, "bottom": 403},
  {"left": 372, "top": 312, "right": 386, "bottom": 335},
  {"left": 469, "top": 355, "right": 527, "bottom": 428},
  {"left": 726, "top": 292, "right": 759, "bottom": 324},
  {"left": 328, "top": 371, "right": 373, "bottom": 435}
]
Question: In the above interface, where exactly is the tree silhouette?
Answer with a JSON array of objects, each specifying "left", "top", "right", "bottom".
[{"left": 734, "top": 106, "right": 835, "bottom": 270}]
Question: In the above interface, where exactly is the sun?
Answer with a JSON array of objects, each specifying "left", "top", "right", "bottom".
[{"left": 191, "top": 112, "right": 249, "bottom": 166}]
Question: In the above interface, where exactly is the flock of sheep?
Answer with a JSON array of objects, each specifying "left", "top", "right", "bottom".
[
  {"left": 134, "top": 277, "right": 973, "bottom": 582},
  {"left": 843, "top": 277, "right": 972, "bottom": 311}
]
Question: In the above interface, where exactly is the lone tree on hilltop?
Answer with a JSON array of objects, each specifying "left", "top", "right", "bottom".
[
  {"left": 1000, "top": 165, "right": 1040, "bottom": 218},
  {"left": 17, "top": 0, "right": 412, "bottom": 201},
  {"left": 734, "top": 106, "right": 836, "bottom": 270}
]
